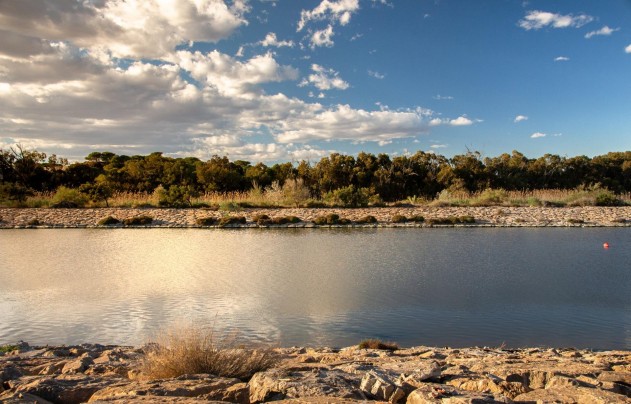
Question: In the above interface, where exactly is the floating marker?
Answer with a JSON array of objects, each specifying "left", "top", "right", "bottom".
[{"left": 603, "top": 242, "right": 610, "bottom": 249}]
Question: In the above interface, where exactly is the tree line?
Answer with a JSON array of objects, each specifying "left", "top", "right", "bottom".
[{"left": 1, "top": 146, "right": 630, "bottom": 205}]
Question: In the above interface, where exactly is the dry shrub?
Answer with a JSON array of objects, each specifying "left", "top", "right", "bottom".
[
  {"left": 358, "top": 338, "right": 399, "bottom": 351},
  {"left": 141, "top": 324, "right": 278, "bottom": 381}
]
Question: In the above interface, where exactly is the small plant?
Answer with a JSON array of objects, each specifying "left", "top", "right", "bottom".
[
  {"left": 427, "top": 216, "right": 476, "bottom": 225},
  {"left": 355, "top": 215, "right": 377, "bottom": 224},
  {"left": 196, "top": 217, "right": 217, "bottom": 226},
  {"left": 219, "top": 202, "right": 242, "bottom": 212},
  {"left": 595, "top": 191, "right": 623, "bottom": 207},
  {"left": 27, "top": 218, "right": 41, "bottom": 226},
  {"left": 141, "top": 324, "right": 279, "bottom": 381},
  {"left": 123, "top": 215, "right": 154, "bottom": 226},
  {"left": 252, "top": 214, "right": 270, "bottom": 223},
  {"left": 313, "top": 213, "right": 341, "bottom": 225},
  {"left": 50, "top": 186, "right": 88, "bottom": 208},
  {"left": 567, "top": 218, "right": 584, "bottom": 224},
  {"left": 98, "top": 216, "right": 120, "bottom": 226},
  {"left": 0, "top": 344, "right": 18, "bottom": 354},
  {"left": 409, "top": 215, "right": 425, "bottom": 223},
  {"left": 218, "top": 216, "right": 246, "bottom": 227},
  {"left": 391, "top": 214, "right": 408, "bottom": 223},
  {"left": 358, "top": 339, "right": 399, "bottom": 351}
]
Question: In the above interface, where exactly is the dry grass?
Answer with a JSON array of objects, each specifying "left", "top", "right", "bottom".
[
  {"left": 358, "top": 338, "right": 399, "bottom": 351},
  {"left": 140, "top": 324, "right": 279, "bottom": 381}
]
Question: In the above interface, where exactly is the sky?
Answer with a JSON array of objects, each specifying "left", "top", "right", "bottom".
[{"left": 0, "top": 0, "right": 630, "bottom": 163}]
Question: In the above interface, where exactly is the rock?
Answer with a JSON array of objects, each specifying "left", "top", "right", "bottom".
[
  {"left": 513, "top": 386, "right": 631, "bottom": 403},
  {"left": 90, "top": 397, "right": 223, "bottom": 403},
  {"left": 598, "top": 371, "right": 631, "bottom": 385},
  {"left": 62, "top": 357, "right": 94, "bottom": 374},
  {"left": 0, "top": 390, "right": 54, "bottom": 403},
  {"left": 397, "top": 361, "right": 442, "bottom": 388},
  {"left": 1, "top": 364, "right": 25, "bottom": 382},
  {"left": 360, "top": 370, "right": 406, "bottom": 403},
  {"left": 545, "top": 375, "right": 581, "bottom": 389},
  {"left": 527, "top": 370, "right": 554, "bottom": 389},
  {"left": 248, "top": 369, "right": 362, "bottom": 403},
  {"left": 406, "top": 383, "right": 509, "bottom": 403},
  {"left": 13, "top": 375, "right": 126, "bottom": 404},
  {"left": 88, "top": 374, "right": 241, "bottom": 402}
]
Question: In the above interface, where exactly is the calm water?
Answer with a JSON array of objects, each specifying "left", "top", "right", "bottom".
[{"left": 1, "top": 228, "right": 630, "bottom": 349}]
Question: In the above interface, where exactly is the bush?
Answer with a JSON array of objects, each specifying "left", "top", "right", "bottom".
[
  {"left": 595, "top": 191, "right": 623, "bottom": 206},
  {"left": 427, "top": 216, "right": 476, "bottom": 225},
  {"left": 391, "top": 215, "right": 408, "bottom": 223},
  {"left": 355, "top": 215, "right": 377, "bottom": 224},
  {"left": 313, "top": 213, "right": 342, "bottom": 225},
  {"left": 324, "top": 186, "right": 376, "bottom": 208},
  {"left": 567, "top": 218, "right": 584, "bottom": 224},
  {"left": 252, "top": 214, "right": 270, "bottom": 223},
  {"left": 51, "top": 186, "right": 87, "bottom": 208},
  {"left": 27, "top": 218, "right": 41, "bottom": 226},
  {"left": 196, "top": 217, "right": 217, "bottom": 226},
  {"left": 219, "top": 202, "right": 242, "bottom": 212},
  {"left": 141, "top": 324, "right": 278, "bottom": 381},
  {"left": 156, "top": 185, "right": 200, "bottom": 208},
  {"left": 410, "top": 215, "right": 425, "bottom": 222},
  {"left": 358, "top": 339, "right": 399, "bottom": 351},
  {"left": 123, "top": 215, "right": 153, "bottom": 226},
  {"left": 218, "top": 216, "right": 246, "bottom": 227},
  {"left": 98, "top": 216, "right": 120, "bottom": 226},
  {"left": 0, "top": 344, "right": 18, "bottom": 354}
]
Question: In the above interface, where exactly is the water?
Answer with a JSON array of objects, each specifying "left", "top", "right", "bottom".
[{"left": 1, "top": 228, "right": 630, "bottom": 349}]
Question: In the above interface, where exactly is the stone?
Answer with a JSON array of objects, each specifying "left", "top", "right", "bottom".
[
  {"left": 1, "top": 364, "right": 25, "bottom": 382},
  {"left": 598, "top": 371, "right": 631, "bottom": 385},
  {"left": 0, "top": 390, "right": 54, "bottom": 403},
  {"left": 360, "top": 370, "right": 405, "bottom": 402},
  {"left": 248, "top": 368, "right": 362, "bottom": 403},
  {"left": 397, "top": 361, "right": 442, "bottom": 388},
  {"left": 513, "top": 386, "right": 631, "bottom": 403},
  {"left": 62, "top": 357, "right": 94, "bottom": 374},
  {"left": 13, "top": 375, "right": 126, "bottom": 404},
  {"left": 88, "top": 374, "right": 241, "bottom": 402},
  {"left": 406, "top": 383, "right": 510, "bottom": 403},
  {"left": 545, "top": 375, "right": 581, "bottom": 389},
  {"left": 90, "top": 397, "right": 223, "bottom": 403}
]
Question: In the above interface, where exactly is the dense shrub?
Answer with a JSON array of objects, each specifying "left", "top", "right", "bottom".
[
  {"left": 141, "top": 324, "right": 279, "bottom": 381},
  {"left": 123, "top": 215, "right": 153, "bottom": 226},
  {"left": 391, "top": 215, "right": 408, "bottom": 223},
  {"left": 0, "top": 344, "right": 18, "bottom": 354},
  {"left": 358, "top": 339, "right": 399, "bottom": 351},
  {"left": 196, "top": 217, "right": 217, "bottom": 226},
  {"left": 156, "top": 185, "right": 199, "bottom": 208},
  {"left": 595, "top": 191, "right": 623, "bottom": 206},
  {"left": 98, "top": 216, "right": 120, "bottom": 225},
  {"left": 51, "top": 186, "right": 87, "bottom": 208},
  {"left": 324, "top": 186, "right": 377, "bottom": 208},
  {"left": 218, "top": 216, "right": 246, "bottom": 227}
]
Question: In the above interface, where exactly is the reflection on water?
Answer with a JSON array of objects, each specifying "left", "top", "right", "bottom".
[{"left": 1, "top": 228, "right": 630, "bottom": 349}]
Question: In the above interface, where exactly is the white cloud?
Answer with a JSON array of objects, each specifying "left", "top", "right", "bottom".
[
  {"left": 625, "top": 44, "right": 631, "bottom": 54},
  {"left": 449, "top": 116, "right": 474, "bottom": 126},
  {"left": 433, "top": 94, "right": 454, "bottom": 100},
  {"left": 585, "top": 26, "right": 619, "bottom": 39},
  {"left": 259, "top": 32, "right": 294, "bottom": 48},
  {"left": 430, "top": 144, "right": 447, "bottom": 149},
  {"left": 514, "top": 115, "right": 528, "bottom": 123},
  {"left": 554, "top": 56, "right": 570, "bottom": 62},
  {"left": 299, "top": 64, "right": 349, "bottom": 91},
  {"left": 310, "top": 25, "right": 335, "bottom": 48},
  {"left": 530, "top": 132, "right": 546, "bottom": 138},
  {"left": 368, "top": 70, "right": 385, "bottom": 79},
  {"left": 297, "top": 0, "right": 359, "bottom": 32},
  {"left": 519, "top": 10, "right": 593, "bottom": 30}
]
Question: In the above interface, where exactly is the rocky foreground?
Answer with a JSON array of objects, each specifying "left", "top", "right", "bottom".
[
  {"left": 1, "top": 343, "right": 630, "bottom": 403},
  {"left": 1, "top": 206, "right": 631, "bottom": 228}
]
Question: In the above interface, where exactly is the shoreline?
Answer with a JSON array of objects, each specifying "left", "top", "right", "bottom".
[
  {"left": 1, "top": 342, "right": 630, "bottom": 403},
  {"left": 1, "top": 206, "right": 630, "bottom": 229}
]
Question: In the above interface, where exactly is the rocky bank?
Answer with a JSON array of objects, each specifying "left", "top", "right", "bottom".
[
  {"left": 1, "top": 206, "right": 630, "bottom": 229},
  {"left": 1, "top": 342, "right": 630, "bottom": 403}
]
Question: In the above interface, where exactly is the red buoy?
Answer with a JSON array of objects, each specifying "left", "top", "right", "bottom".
[{"left": 603, "top": 242, "right": 610, "bottom": 249}]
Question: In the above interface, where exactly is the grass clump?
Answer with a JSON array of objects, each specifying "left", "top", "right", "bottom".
[
  {"left": 355, "top": 215, "right": 377, "bottom": 224},
  {"left": 196, "top": 217, "right": 217, "bottom": 226},
  {"left": 27, "top": 218, "right": 41, "bottom": 226},
  {"left": 358, "top": 339, "right": 399, "bottom": 351},
  {"left": 141, "top": 324, "right": 279, "bottom": 381},
  {"left": 567, "top": 218, "right": 585, "bottom": 224},
  {"left": 428, "top": 216, "right": 476, "bottom": 225},
  {"left": 0, "top": 344, "right": 18, "bottom": 354},
  {"left": 313, "top": 213, "right": 339, "bottom": 225},
  {"left": 123, "top": 215, "right": 153, "bottom": 226},
  {"left": 391, "top": 214, "right": 408, "bottom": 223},
  {"left": 218, "top": 216, "right": 246, "bottom": 227},
  {"left": 409, "top": 215, "right": 425, "bottom": 222},
  {"left": 98, "top": 216, "right": 120, "bottom": 226},
  {"left": 50, "top": 186, "right": 88, "bottom": 208}
]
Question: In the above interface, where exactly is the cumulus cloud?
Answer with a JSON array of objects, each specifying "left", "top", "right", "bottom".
[
  {"left": 514, "top": 115, "right": 528, "bottom": 123},
  {"left": 625, "top": 44, "right": 631, "bottom": 54},
  {"left": 310, "top": 25, "right": 335, "bottom": 48},
  {"left": 259, "top": 32, "right": 294, "bottom": 48},
  {"left": 297, "top": 0, "right": 359, "bottom": 32},
  {"left": 299, "top": 64, "right": 349, "bottom": 91},
  {"left": 430, "top": 144, "right": 447, "bottom": 149},
  {"left": 530, "top": 132, "right": 546, "bottom": 138},
  {"left": 585, "top": 26, "right": 619, "bottom": 39},
  {"left": 0, "top": 0, "right": 249, "bottom": 59},
  {"left": 554, "top": 56, "right": 570, "bottom": 62},
  {"left": 519, "top": 10, "right": 593, "bottom": 30},
  {"left": 428, "top": 116, "right": 478, "bottom": 127},
  {"left": 449, "top": 116, "right": 474, "bottom": 126}
]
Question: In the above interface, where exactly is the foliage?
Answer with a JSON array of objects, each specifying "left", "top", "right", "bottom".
[
  {"left": 567, "top": 218, "right": 584, "bottom": 224},
  {"left": 218, "top": 216, "right": 246, "bottom": 227},
  {"left": 0, "top": 182, "right": 33, "bottom": 205},
  {"left": 51, "top": 186, "right": 88, "bottom": 208},
  {"left": 196, "top": 217, "right": 217, "bottom": 226},
  {"left": 391, "top": 214, "right": 408, "bottom": 223},
  {"left": 123, "top": 215, "right": 153, "bottom": 225},
  {"left": 0, "top": 344, "right": 18, "bottom": 354},
  {"left": 141, "top": 324, "right": 279, "bottom": 381},
  {"left": 427, "top": 216, "right": 476, "bottom": 225},
  {"left": 358, "top": 339, "right": 399, "bottom": 351},
  {"left": 79, "top": 180, "right": 113, "bottom": 207},
  {"left": 156, "top": 184, "right": 200, "bottom": 208},
  {"left": 98, "top": 216, "right": 120, "bottom": 226},
  {"left": 324, "top": 185, "right": 375, "bottom": 208},
  {"left": 355, "top": 215, "right": 377, "bottom": 224},
  {"left": 27, "top": 218, "right": 41, "bottom": 226}
]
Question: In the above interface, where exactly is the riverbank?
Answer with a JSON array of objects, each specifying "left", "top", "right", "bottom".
[
  {"left": 1, "top": 206, "right": 630, "bottom": 229},
  {"left": 1, "top": 342, "right": 630, "bottom": 403}
]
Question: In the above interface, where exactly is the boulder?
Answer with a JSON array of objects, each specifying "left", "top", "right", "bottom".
[
  {"left": 13, "top": 374, "right": 126, "bottom": 404},
  {"left": 62, "top": 357, "right": 94, "bottom": 374},
  {"left": 513, "top": 386, "right": 631, "bottom": 403},
  {"left": 248, "top": 368, "right": 362, "bottom": 403},
  {"left": 397, "top": 361, "right": 442, "bottom": 388},
  {"left": 88, "top": 374, "right": 241, "bottom": 402},
  {"left": 360, "top": 370, "right": 406, "bottom": 403},
  {"left": 406, "top": 383, "right": 510, "bottom": 403},
  {"left": 0, "top": 390, "right": 54, "bottom": 403}
]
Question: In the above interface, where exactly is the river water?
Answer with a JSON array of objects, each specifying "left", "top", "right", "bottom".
[{"left": 1, "top": 228, "right": 630, "bottom": 349}]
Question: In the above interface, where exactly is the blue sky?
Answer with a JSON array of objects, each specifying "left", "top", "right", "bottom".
[{"left": 0, "top": 0, "right": 630, "bottom": 162}]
